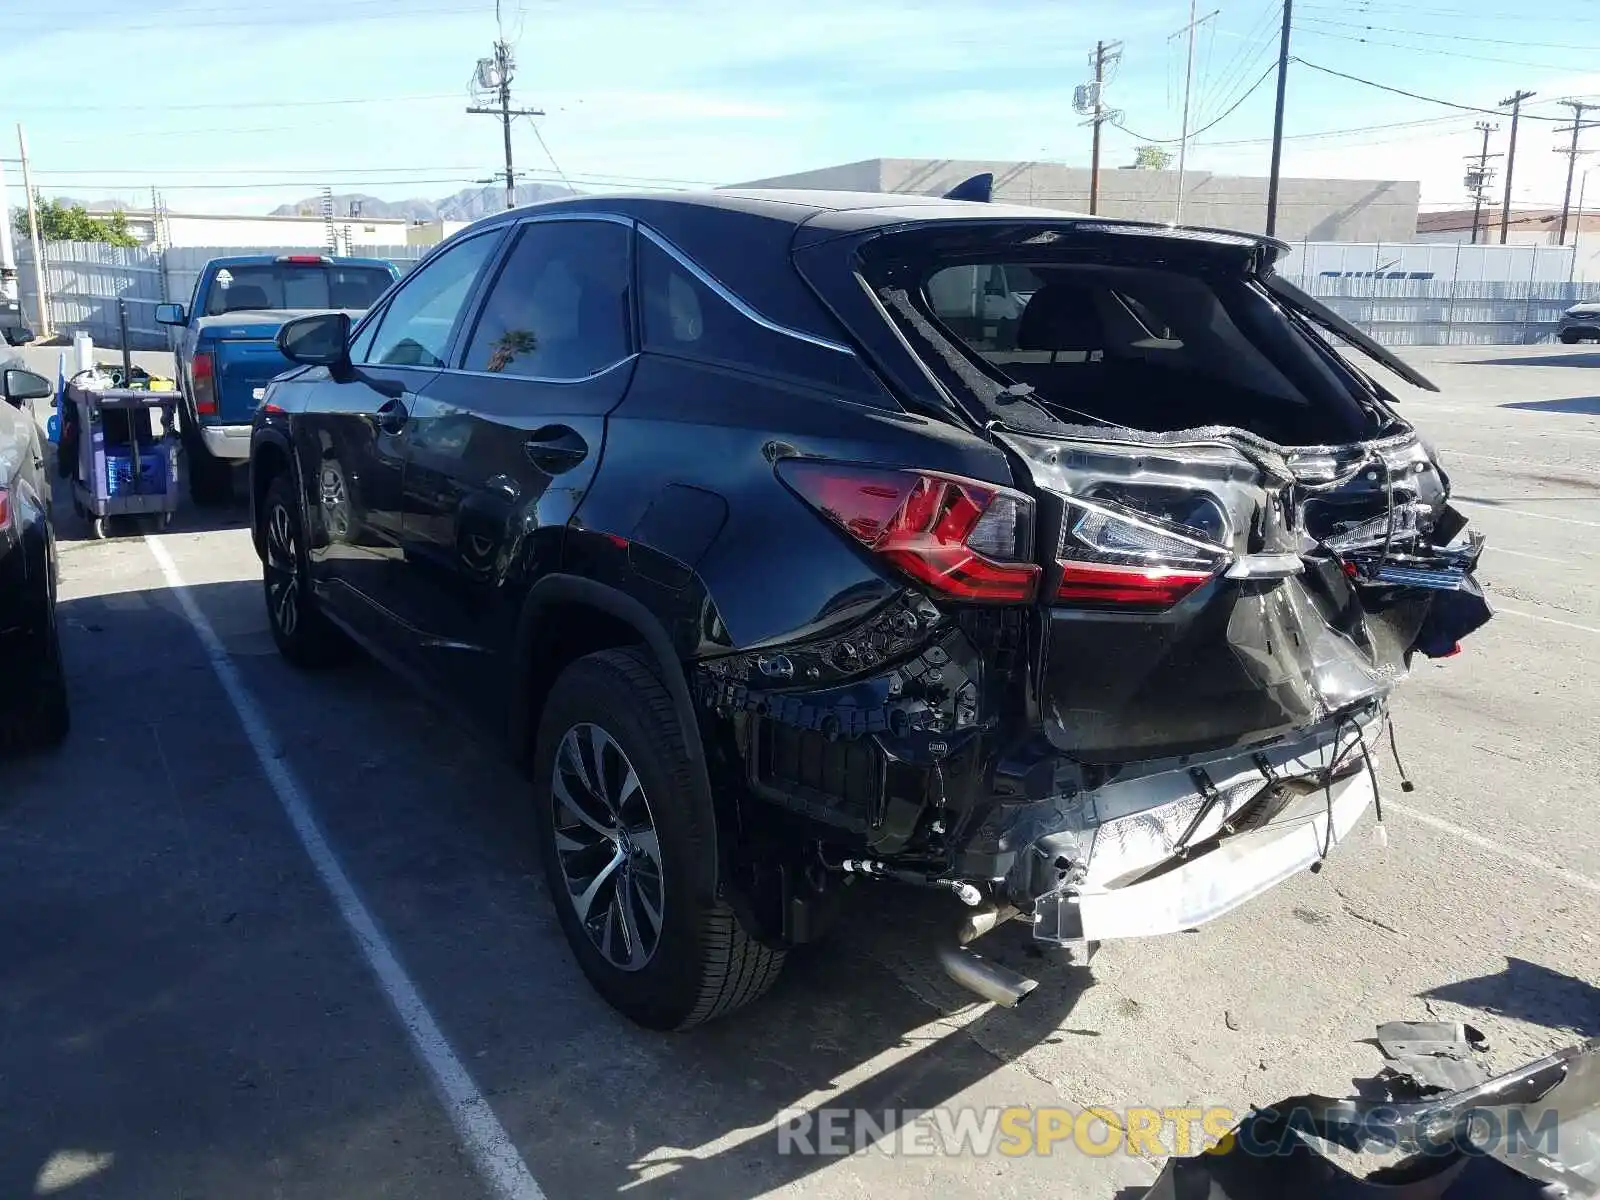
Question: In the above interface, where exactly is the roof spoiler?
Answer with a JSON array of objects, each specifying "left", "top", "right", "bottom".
[
  {"left": 1264, "top": 275, "right": 1441, "bottom": 393},
  {"left": 942, "top": 173, "right": 994, "bottom": 203}
]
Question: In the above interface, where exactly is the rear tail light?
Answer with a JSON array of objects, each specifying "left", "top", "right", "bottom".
[
  {"left": 1055, "top": 493, "right": 1229, "bottom": 609},
  {"left": 778, "top": 461, "right": 1041, "bottom": 603},
  {"left": 276, "top": 254, "right": 330, "bottom": 264},
  {"left": 192, "top": 351, "right": 217, "bottom": 415},
  {"left": 0, "top": 487, "right": 10, "bottom": 531}
]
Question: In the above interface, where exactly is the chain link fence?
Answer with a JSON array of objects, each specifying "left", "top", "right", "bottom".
[{"left": 16, "top": 241, "right": 427, "bottom": 350}]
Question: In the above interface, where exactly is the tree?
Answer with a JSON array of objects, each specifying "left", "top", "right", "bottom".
[
  {"left": 12, "top": 192, "right": 140, "bottom": 247},
  {"left": 1131, "top": 145, "right": 1174, "bottom": 170}
]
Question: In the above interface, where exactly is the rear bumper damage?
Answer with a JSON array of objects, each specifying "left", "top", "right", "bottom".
[
  {"left": 694, "top": 423, "right": 1490, "bottom": 1005},
  {"left": 1021, "top": 710, "right": 1384, "bottom": 947}
]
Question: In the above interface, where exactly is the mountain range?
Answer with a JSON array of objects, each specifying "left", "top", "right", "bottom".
[{"left": 269, "top": 182, "right": 577, "bottom": 222}]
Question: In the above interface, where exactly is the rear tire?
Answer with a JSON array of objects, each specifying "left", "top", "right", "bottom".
[
  {"left": 3, "top": 622, "right": 69, "bottom": 754},
  {"left": 1560, "top": 330, "right": 1581, "bottom": 344},
  {"left": 261, "top": 472, "right": 348, "bottom": 668},
  {"left": 183, "top": 422, "right": 234, "bottom": 508},
  {"left": 532, "top": 647, "right": 785, "bottom": 1030}
]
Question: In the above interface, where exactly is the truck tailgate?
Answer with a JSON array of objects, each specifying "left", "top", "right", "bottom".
[{"left": 214, "top": 338, "right": 291, "bottom": 424}]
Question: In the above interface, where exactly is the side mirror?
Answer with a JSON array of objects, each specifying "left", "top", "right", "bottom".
[
  {"left": 277, "top": 311, "right": 352, "bottom": 369},
  {"left": 155, "top": 303, "right": 187, "bottom": 326},
  {"left": 2, "top": 367, "right": 54, "bottom": 407}
]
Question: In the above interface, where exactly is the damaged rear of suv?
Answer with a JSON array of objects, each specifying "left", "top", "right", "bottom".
[
  {"left": 255, "top": 192, "right": 1491, "bottom": 1029},
  {"left": 728, "top": 210, "right": 1493, "bottom": 1011}
]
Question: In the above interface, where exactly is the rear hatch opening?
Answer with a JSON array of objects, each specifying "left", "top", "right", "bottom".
[{"left": 852, "top": 220, "right": 1491, "bottom": 763}]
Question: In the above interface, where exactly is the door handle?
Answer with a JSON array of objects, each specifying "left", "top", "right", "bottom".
[
  {"left": 524, "top": 425, "right": 588, "bottom": 472},
  {"left": 375, "top": 397, "right": 408, "bottom": 434}
]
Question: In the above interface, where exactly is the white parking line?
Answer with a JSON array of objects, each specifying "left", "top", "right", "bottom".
[
  {"left": 1486, "top": 546, "right": 1581, "bottom": 566},
  {"left": 1441, "top": 447, "right": 1600, "bottom": 475},
  {"left": 1457, "top": 502, "right": 1600, "bottom": 529},
  {"left": 1497, "top": 607, "right": 1600, "bottom": 636},
  {"left": 144, "top": 535, "right": 546, "bottom": 1200},
  {"left": 1387, "top": 800, "right": 1600, "bottom": 896}
]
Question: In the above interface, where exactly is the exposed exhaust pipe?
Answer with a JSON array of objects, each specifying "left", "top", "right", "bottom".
[
  {"left": 958, "top": 901, "right": 1020, "bottom": 945},
  {"left": 937, "top": 944, "right": 1039, "bottom": 1008}
]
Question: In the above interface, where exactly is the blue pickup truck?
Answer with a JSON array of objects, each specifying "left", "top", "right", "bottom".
[{"left": 155, "top": 253, "right": 399, "bottom": 505}]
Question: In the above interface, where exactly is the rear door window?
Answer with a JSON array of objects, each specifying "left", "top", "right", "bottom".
[
  {"left": 636, "top": 230, "right": 885, "bottom": 399},
  {"left": 459, "top": 220, "right": 632, "bottom": 379}
]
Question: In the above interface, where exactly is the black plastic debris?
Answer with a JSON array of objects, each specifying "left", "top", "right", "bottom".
[
  {"left": 1138, "top": 1035, "right": 1600, "bottom": 1199},
  {"left": 1376, "top": 1021, "right": 1494, "bottom": 1096}
]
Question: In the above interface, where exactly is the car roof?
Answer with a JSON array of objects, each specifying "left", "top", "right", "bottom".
[
  {"left": 481, "top": 187, "right": 1090, "bottom": 231},
  {"left": 473, "top": 188, "right": 1291, "bottom": 255}
]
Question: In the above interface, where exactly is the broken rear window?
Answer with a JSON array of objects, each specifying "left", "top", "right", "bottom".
[{"left": 867, "top": 231, "right": 1388, "bottom": 448}]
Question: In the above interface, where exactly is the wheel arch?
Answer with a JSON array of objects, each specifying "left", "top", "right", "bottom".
[
  {"left": 249, "top": 427, "right": 298, "bottom": 560},
  {"left": 511, "top": 574, "right": 722, "bottom": 896}
]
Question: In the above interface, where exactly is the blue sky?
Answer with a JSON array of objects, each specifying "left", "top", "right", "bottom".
[{"left": 2, "top": 0, "right": 1598, "bottom": 216}]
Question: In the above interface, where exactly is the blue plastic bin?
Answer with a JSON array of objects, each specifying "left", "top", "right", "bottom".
[{"left": 105, "top": 451, "right": 170, "bottom": 497}]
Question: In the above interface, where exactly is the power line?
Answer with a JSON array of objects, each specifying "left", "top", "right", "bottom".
[
  {"left": 1299, "top": 1, "right": 1600, "bottom": 23},
  {"left": 521, "top": 115, "right": 573, "bottom": 192},
  {"left": 1196, "top": 113, "right": 1466, "bottom": 147},
  {"left": 1290, "top": 58, "right": 1566, "bottom": 121},
  {"left": 1195, "top": 1, "right": 1282, "bottom": 124},
  {"left": 1297, "top": 13, "right": 1600, "bottom": 51},
  {"left": 1112, "top": 61, "right": 1276, "bottom": 144},
  {"left": 1296, "top": 24, "right": 1597, "bottom": 73},
  {"left": 15, "top": 92, "right": 460, "bottom": 114},
  {"left": 9, "top": 0, "right": 496, "bottom": 33}
]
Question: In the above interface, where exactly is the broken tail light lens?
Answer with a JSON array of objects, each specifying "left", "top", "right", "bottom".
[
  {"left": 192, "top": 351, "right": 217, "bottom": 415},
  {"left": 1056, "top": 493, "right": 1229, "bottom": 610},
  {"left": 778, "top": 461, "right": 1041, "bottom": 603}
]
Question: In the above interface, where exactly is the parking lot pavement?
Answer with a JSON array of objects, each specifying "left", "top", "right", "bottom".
[{"left": 3, "top": 343, "right": 1597, "bottom": 1199}]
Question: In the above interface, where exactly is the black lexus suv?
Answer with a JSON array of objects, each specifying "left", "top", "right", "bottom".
[{"left": 250, "top": 190, "right": 1490, "bottom": 1029}]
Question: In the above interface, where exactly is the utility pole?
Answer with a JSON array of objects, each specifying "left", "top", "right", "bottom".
[
  {"left": 1265, "top": 0, "right": 1293, "bottom": 236},
  {"left": 1555, "top": 100, "right": 1598, "bottom": 245},
  {"left": 16, "top": 124, "right": 49, "bottom": 339},
  {"left": 1170, "top": 2, "right": 1221, "bottom": 225},
  {"left": 1466, "top": 122, "right": 1500, "bottom": 245},
  {"left": 0, "top": 155, "right": 17, "bottom": 323},
  {"left": 467, "top": 39, "right": 544, "bottom": 211},
  {"left": 1573, "top": 166, "right": 1594, "bottom": 281},
  {"left": 1076, "top": 40, "right": 1123, "bottom": 214},
  {"left": 1498, "top": 89, "right": 1535, "bottom": 245}
]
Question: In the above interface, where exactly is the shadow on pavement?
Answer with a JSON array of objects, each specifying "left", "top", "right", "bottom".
[
  {"left": 1498, "top": 395, "right": 1600, "bottom": 416},
  {"left": 1421, "top": 958, "right": 1600, "bottom": 1040},
  {"left": 1461, "top": 351, "right": 1600, "bottom": 368},
  {"left": 2, "top": 579, "right": 1104, "bottom": 1200}
]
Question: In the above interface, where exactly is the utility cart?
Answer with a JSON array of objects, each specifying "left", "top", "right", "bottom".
[
  {"left": 64, "top": 377, "right": 181, "bottom": 539},
  {"left": 60, "top": 303, "right": 182, "bottom": 538}
]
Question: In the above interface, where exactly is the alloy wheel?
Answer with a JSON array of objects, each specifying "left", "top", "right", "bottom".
[
  {"left": 550, "top": 723, "right": 665, "bottom": 972},
  {"left": 265, "top": 502, "right": 301, "bottom": 639}
]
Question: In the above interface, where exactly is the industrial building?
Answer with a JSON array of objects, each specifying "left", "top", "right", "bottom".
[{"left": 735, "top": 157, "right": 1420, "bottom": 243}]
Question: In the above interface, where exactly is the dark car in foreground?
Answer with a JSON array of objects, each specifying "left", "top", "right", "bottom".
[
  {"left": 156, "top": 254, "right": 399, "bottom": 506},
  {"left": 249, "top": 191, "right": 1491, "bottom": 1029},
  {"left": 1, "top": 359, "right": 68, "bottom": 752}
]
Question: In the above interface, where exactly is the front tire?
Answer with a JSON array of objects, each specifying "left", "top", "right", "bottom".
[
  {"left": 261, "top": 473, "right": 348, "bottom": 668},
  {"left": 532, "top": 647, "right": 785, "bottom": 1029}
]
